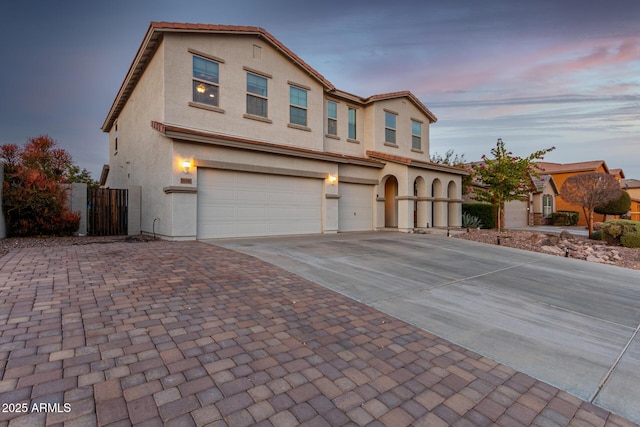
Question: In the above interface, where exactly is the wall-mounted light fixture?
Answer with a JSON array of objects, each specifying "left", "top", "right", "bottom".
[
  {"left": 182, "top": 160, "right": 192, "bottom": 173},
  {"left": 327, "top": 174, "right": 338, "bottom": 184}
]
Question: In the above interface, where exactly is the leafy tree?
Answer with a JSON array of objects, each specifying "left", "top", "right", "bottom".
[
  {"left": 66, "top": 165, "right": 99, "bottom": 188},
  {"left": 594, "top": 190, "right": 631, "bottom": 221},
  {"left": 471, "top": 138, "right": 554, "bottom": 231},
  {"left": 430, "top": 149, "right": 472, "bottom": 195},
  {"left": 1, "top": 135, "right": 80, "bottom": 236},
  {"left": 561, "top": 172, "right": 621, "bottom": 238}
]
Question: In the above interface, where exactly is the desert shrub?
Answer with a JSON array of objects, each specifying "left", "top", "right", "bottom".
[
  {"left": 602, "top": 219, "right": 640, "bottom": 246},
  {"left": 591, "top": 230, "right": 603, "bottom": 241},
  {"left": 621, "top": 231, "right": 640, "bottom": 248},
  {"left": 462, "top": 212, "right": 483, "bottom": 228},
  {"left": 595, "top": 190, "right": 631, "bottom": 217},
  {"left": 463, "top": 204, "right": 495, "bottom": 229},
  {"left": 1, "top": 136, "right": 81, "bottom": 236},
  {"left": 551, "top": 210, "right": 579, "bottom": 226}
]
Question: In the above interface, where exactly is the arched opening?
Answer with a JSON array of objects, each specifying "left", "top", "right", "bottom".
[
  {"left": 432, "top": 178, "right": 444, "bottom": 227},
  {"left": 414, "top": 177, "right": 426, "bottom": 228},
  {"left": 384, "top": 176, "right": 398, "bottom": 228},
  {"left": 448, "top": 180, "right": 458, "bottom": 227}
]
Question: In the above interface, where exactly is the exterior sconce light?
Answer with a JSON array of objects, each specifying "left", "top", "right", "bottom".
[
  {"left": 327, "top": 175, "right": 338, "bottom": 184},
  {"left": 182, "top": 160, "right": 192, "bottom": 173}
]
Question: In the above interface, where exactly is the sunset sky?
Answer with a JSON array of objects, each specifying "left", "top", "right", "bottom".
[{"left": 1, "top": 0, "right": 639, "bottom": 179}]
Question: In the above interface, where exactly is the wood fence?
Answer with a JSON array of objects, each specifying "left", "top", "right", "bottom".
[{"left": 87, "top": 188, "right": 128, "bottom": 236}]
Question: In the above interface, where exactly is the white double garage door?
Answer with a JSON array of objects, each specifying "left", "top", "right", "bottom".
[{"left": 197, "top": 169, "right": 373, "bottom": 239}]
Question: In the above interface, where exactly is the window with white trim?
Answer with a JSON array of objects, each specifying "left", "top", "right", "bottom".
[
  {"left": 289, "top": 86, "right": 308, "bottom": 126},
  {"left": 246, "top": 73, "right": 268, "bottom": 117},
  {"left": 385, "top": 111, "right": 397, "bottom": 144},
  {"left": 327, "top": 101, "right": 337, "bottom": 135},
  {"left": 193, "top": 56, "right": 219, "bottom": 107},
  {"left": 348, "top": 108, "right": 357, "bottom": 140},
  {"left": 543, "top": 194, "right": 553, "bottom": 218},
  {"left": 411, "top": 120, "right": 422, "bottom": 150}
]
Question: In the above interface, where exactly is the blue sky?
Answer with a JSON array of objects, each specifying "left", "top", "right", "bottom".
[{"left": 1, "top": 0, "right": 639, "bottom": 179}]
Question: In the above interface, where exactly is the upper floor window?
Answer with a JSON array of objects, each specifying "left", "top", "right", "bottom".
[
  {"left": 327, "top": 101, "right": 337, "bottom": 135},
  {"left": 348, "top": 108, "right": 357, "bottom": 140},
  {"left": 385, "top": 112, "right": 397, "bottom": 144},
  {"left": 247, "top": 73, "right": 268, "bottom": 117},
  {"left": 411, "top": 120, "right": 422, "bottom": 150},
  {"left": 193, "top": 56, "right": 219, "bottom": 107},
  {"left": 289, "top": 86, "right": 308, "bottom": 126}
]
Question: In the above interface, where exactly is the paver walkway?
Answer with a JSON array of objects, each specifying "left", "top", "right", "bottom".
[{"left": 0, "top": 240, "right": 637, "bottom": 427}]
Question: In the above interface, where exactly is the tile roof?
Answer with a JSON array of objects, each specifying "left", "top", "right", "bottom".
[
  {"left": 366, "top": 151, "right": 469, "bottom": 175},
  {"left": 151, "top": 121, "right": 384, "bottom": 167},
  {"left": 536, "top": 160, "right": 609, "bottom": 174},
  {"left": 102, "top": 22, "right": 436, "bottom": 131}
]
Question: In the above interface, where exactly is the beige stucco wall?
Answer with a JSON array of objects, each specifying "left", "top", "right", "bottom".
[
  {"left": 363, "top": 98, "right": 432, "bottom": 161},
  {"left": 106, "top": 39, "right": 176, "bottom": 238},
  {"left": 163, "top": 33, "right": 325, "bottom": 152},
  {"left": 322, "top": 97, "right": 365, "bottom": 158}
]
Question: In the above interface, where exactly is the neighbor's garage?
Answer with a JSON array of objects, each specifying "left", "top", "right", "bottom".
[
  {"left": 197, "top": 169, "right": 322, "bottom": 239},
  {"left": 504, "top": 200, "right": 528, "bottom": 229},
  {"left": 338, "top": 183, "right": 374, "bottom": 232}
]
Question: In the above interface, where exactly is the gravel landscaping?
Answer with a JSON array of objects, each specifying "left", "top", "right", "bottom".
[{"left": 454, "top": 228, "right": 640, "bottom": 270}]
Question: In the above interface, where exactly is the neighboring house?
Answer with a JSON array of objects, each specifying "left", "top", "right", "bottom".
[
  {"left": 463, "top": 171, "right": 558, "bottom": 228},
  {"left": 623, "top": 179, "right": 640, "bottom": 221},
  {"left": 536, "top": 160, "right": 623, "bottom": 227},
  {"left": 101, "top": 22, "right": 467, "bottom": 240}
]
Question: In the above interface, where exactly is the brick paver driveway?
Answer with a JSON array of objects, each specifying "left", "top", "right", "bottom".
[{"left": 0, "top": 240, "right": 637, "bottom": 426}]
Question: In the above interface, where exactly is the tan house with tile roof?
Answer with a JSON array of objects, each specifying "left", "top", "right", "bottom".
[
  {"left": 623, "top": 179, "right": 640, "bottom": 222},
  {"left": 101, "top": 22, "right": 467, "bottom": 240},
  {"left": 537, "top": 161, "right": 625, "bottom": 226}
]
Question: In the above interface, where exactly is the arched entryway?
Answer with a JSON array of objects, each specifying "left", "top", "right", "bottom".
[
  {"left": 384, "top": 176, "right": 398, "bottom": 228},
  {"left": 447, "top": 180, "right": 459, "bottom": 227},
  {"left": 414, "top": 177, "right": 426, "bottom": 228},
  {"left": 432, "top": 178, "right": 445, "bottom": 227}
]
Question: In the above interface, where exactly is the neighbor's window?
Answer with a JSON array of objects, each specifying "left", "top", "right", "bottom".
[
  {"left": 246, "top": 73, "right": 268, "bottom": 117},
  {"left": 290, "top": 86, "right": 308, "bottom": 126},
  {"left": 411, "top": 120, "right": 422, "bottom": 150},
  {"left": 348, "top": 107, "right": 356, "bottom": 139},
  {"left": 385, "top": 111, "right": 397, "bottom": 144},
  {"left": 327, "top": 101, "right": 337, "bottom": 135},
  {"left": 543, "top": 194, "right": 553, "bottom": 218},
  {"left": 193, "top": 56, "right": 219, "bottom": 107}
]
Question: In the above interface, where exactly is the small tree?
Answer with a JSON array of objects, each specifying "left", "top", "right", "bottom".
[
  {"left": 471, "top": 138, "right": 554, "bottom": 231},
  {"left": 1, "top": 135, "right": 80, "bottom": 236},
  {"left": 66, "top": 165, "right": 99, "bottom": 188},
  {"left": 431, "top": 149, "right": 472, "bottom": 195},
  {"left": 594, "top": 190, "right": 631, "bottom": 221},
  {"left": 560, "top": 172, "right": 621, "bottom": 238}
]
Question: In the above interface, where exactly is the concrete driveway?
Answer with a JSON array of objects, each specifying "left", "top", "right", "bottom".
[{"left": 211, "top": 231, "right": 640, "bottom": 423}]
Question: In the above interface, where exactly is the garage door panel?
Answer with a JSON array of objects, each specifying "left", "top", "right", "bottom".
[
  {"left": 339, "top": 183, "right": 373, "bottom": 232},
  {"left": 197, "top": 169, "right": 322, "bottom": 239}
]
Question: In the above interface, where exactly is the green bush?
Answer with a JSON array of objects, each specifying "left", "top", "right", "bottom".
[
  {"left": 621, "top": 231, "right": 640, "bottom": 248},
  {"left": 462, "top": 204, "right": 495, "bottom": 229},
  {"left": 602, "top": 219, "right": 640, "bottom": 247},
  {"left": 551, "top": 210, "right": 579, "bottom": 226},
  {"left": 591, "top": 230, "right": 603, "bottom": 241}
]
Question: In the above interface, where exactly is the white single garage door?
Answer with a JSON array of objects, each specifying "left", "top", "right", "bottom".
[
  {"left": 197, "top": 169, "right": 322, "bottom": 239},
  {"left": 338, "top": 183, "right": 374, "bottom": 232},
  {"left": 504, "top": 200, "right": 528, "bottom": 229}
]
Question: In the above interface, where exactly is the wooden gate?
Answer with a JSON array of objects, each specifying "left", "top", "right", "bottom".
[{"left": 87, "top": 188, "right": 128, "bottom": 236}]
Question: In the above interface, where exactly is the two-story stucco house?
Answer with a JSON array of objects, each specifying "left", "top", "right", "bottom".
[{"left": 101, "top": 22, "right": 467, "bottom": 240}]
